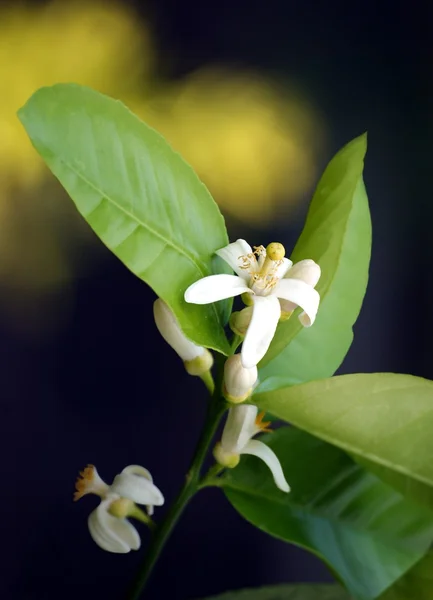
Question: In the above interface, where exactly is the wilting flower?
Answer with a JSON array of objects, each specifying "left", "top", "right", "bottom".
[
  {"left": 223, "top": 354, "right": 258, "bottom": 403},
  {"left": 185, "top": 239, "right": 320, "bottom": 368},
  {"left": 153, "top": 298, "right": 213, "bottom": 375},
  {"left": 74, "top": 464, "right": 164, "bottom": 553},
  {"left": 213, "top": 404, "right": 290, "bottom": 492}
]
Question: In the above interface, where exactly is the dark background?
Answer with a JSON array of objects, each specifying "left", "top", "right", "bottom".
[{"left": 4, "top": 0, "right": 433, "bottom": 598}]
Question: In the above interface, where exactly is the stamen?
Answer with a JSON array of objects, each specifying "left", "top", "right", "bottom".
[
  {"left": 255, "top": 411, "right": 273, "bottom": 433},
  {"left": 74, "top": 464, "right": 96, "bottom": 502}
]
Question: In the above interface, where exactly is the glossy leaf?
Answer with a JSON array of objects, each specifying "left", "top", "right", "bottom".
[
  {"left": 18, "top": 84, "right": 231, "bottom": 353},
  {"left": 355, "top": 458, "right": 433, "bottom": 513},
  {"left": 380, "top": 552, "right": 433, "bottom": 599},
  {"left": 201, "top": 583, "right": 352, "bottom": 599},
  {"left": 258, "top": 135, "right": 371, "bottom": 391},
  {"left": 254, "top": 373, "right": 433, "bottom": 488},
  {"left": 220, "top": 427, "right": 433, "bottom": 600}
]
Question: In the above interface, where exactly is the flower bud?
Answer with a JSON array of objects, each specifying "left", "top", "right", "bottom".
[
  {"left": 213, "top": 442, "right": 240, "bottom": 468},
  {"left": 223, "top": 354, "right": 258, "bottom": 403},
  {"left": 229, "top": 306, "right": 253, "bottom": 337},
  {"left": 153, "top": 299, "right": 213, "bottom": 375}
]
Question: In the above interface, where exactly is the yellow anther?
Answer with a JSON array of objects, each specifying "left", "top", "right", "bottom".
[{"left": 266, "top": 242, "right": 285, "bottom": 261}]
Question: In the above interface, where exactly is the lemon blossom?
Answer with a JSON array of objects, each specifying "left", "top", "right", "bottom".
[
  {"left": 213, "top": 404, "right": 290, "bottom": 493},
  {"left": 74, "top": 464, "right": 164, "bottom": 553},
  {"left": 153, "top": 298, "right": 213, "bottom": 375},
  {"left": 184, "top": 239, "right": 320, "bottom": 368},
  {"left": 223, "top": 354, "right": 258, "bottom": 403}
]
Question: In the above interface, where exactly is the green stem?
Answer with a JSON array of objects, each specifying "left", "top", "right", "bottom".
[
  {"left": 199, "top": 369, "right": 215, "bottom": 395},
  {"left": 125, "top": 397, "right": 226, "bottom": 600}
]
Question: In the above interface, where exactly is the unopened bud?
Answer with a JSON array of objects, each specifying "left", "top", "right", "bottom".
[
  {"left": 213, "top": 442, "right": 240, "bottom": 468},
  {"left": 223, "top": 354, "right": 258, "bottom": 403},
  {"left": 153, "top": 299, "right": 213, "bottom": 375},
  {"left": 229, "top": 306, "right": 253, "bottom": 337},
  {"left": 184, "top": 350, "right": 214, "bottom": 375}
]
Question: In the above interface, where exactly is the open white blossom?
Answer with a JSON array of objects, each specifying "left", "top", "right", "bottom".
[
  {"left": 74, "top": 464, "right": 164, "bottom": 553},
  {"left": 184, "top": 239, "right": 320, "bottom": 368},
  {"left": 213, "top": 404, "right": 290, "bottom": 493}
]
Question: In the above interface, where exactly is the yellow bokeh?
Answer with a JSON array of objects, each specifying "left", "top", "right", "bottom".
[
  {"left": 0, "top": 0, "right": 153, "bottom": 190},
  {"left": 138, "top": 68, "right": 324, "bottom": 224}
]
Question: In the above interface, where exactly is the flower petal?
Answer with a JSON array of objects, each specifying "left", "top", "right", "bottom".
[
  {"left": 185, "top": 274, "right": 251, "bottom": 304},
  {"left": 121, "top": 465, "right": 158, "bottom": 516},
  {"left": 222, "top": 404, "right": 259, "bottom": 454},
  {"left": 241, "top": 295, "right": 281, "bottom": 368},
  {"left": 241, "top": 440, "right": 290, "bottom": 493},
  {"left": 286, "top": 259, "right": 321, "bottom": 287},
  {"left": 216, "top": 239, "right": 253, "bottom": 279},
  {"left": 110, "top": 471, "right": 164, "bottom": 507},
  {"left": 274, "top": 257, "right": 293, "bottom": 280},
  {"left": 88, "top": 498, "right": 141, "bottom": 553},
  {"left": 274, "top": 278, "right": 320, "bottom": 326}
]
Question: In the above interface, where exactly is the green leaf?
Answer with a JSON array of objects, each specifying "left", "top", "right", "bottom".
[
  {"left": 220, "top": 427, "right": 433, "bottom": 600},
  {"left": 18, "top": 83, "right": 231, "bottom": 354},
  {"left": 258, "top": 135, "right": 371, "bottom": 391},
  {"left": 355, "top": 457, "right": 433, "bottom": 513},
  {"left": 379, "top": 552, "right": 433, "bottom": 599},
  {"left": 254, "top": 373, "right": 433, "bottom": 488},
  {"left": 200, "top": 583, "right": 352, "bottom": 599}
]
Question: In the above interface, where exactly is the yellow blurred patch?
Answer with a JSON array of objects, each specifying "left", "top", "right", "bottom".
[{"left": 137, "top": 68, "right": 324, "bottom": 224}]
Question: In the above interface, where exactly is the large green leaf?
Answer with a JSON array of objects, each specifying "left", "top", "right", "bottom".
[
  {"left": 18, "top": 84, "right": 231, "bottom": 353},
  {"left": 355, "top": 458, "right": 433, "bottom": 513},
  {"left": 200, "top": 583, "right": 351, "bottom": 599},
  {"left": 220, "top": 428, "right": 433, "bottom": 600},
  {"left": 254, "top": 374, "right": 433, "bottom": 487},
  {"left": 380, "top": 552, "right": 433, "bottom": 599},
  {"left": 258, "top": 135, "right": 371, "bottom": 391}
]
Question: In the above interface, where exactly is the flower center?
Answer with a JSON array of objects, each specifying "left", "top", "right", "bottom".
[
  {"left": 239, "top": 242, "right": 286, "bottom": 296},
  {"left": 74, "top": 464, "right": 109, "bottom": 501}
]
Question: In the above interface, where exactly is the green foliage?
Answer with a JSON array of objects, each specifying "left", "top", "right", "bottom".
[
  {"left": 258, "top": 134, "right": 371, "bottom": 391},
  {"left": 254, "top": 373, "right": 433, "bottom": 488},
  {"left": 220, "top": 427, "right": 433, "bottom": 600},
  {"left": 200, "top": 584, "right": 351, "bottom": 599},
  {"left": 380, "top": 552, "right": 433, "bottom": 599},
  {"left": 18, "top": 83, "right": 231, "bottom": 354}
]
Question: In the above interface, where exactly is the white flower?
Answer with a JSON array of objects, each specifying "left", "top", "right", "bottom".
[
  {"left": 223, "top": 354, "right": 258, "bottom": 403},
  {"left": 213, "top": 405, "right": 290, "bottom": 493},
  {"left": 184, "top": 239, "right": 320, "bottom": 368},
  {"left": 153, "top": 298, "right": 213, "bottom": 375},
  {"left": 74, "top": 464, "right": 164, "bottom": 553}
]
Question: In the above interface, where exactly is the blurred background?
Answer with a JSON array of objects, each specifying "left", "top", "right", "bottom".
[{"left": 2, "top": 0, "right": 431, "bottom": 598}]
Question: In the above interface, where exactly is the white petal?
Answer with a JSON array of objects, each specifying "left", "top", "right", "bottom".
[
  {"left": 241, "top": 440, "right": 290, "bottom": 493},
  {"left": 274, "top": 279, "right": 320, "bottom": 327},
  {"left": 185, "top": 274, "right": 251, "bottom": 305},
  {"left": 216, "top": 239, "right": 253, "bottom": 280},
  {"left": 224, "top": 354, "right": 258, "bottom": 400},
  {"left": 274, "top": 257, "right": 293, "bottom": 280},
  {"left": 120, "top": 465, "right": 158, "bottom": 516},
  {"left": 110, "top": 472, "right": 164, "bottom": 507},
  {"left": 221, "top": 405, "right": 259, "bottom": 454},
  {"left": 153, "top": 299, "right": 204, "bottom": 361},
  {"left": 241, "top": 295, "right": 281, "bottom": 368},
  {"left": 88, "top": 498, "right": 141, "bottom": 553},
  {"left": 286, "top": 259, "right": 321, "bottom": 287}
]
